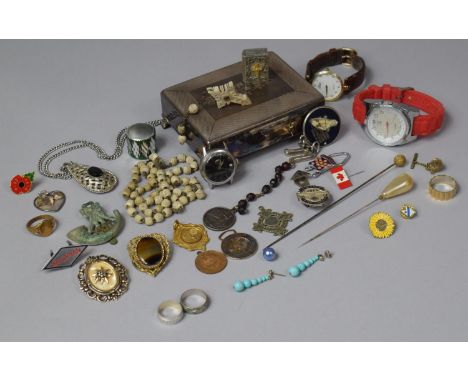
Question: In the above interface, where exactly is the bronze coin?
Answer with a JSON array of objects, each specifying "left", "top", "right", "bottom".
[
  {"left": 195, "top": 250, "right": 228, "bottom": 274},
  {"left": 203, "top": 207, "right": 236, "bottom": 231},
  {"left": 220, "top": 233, "right": 258, "bottom": 259}
]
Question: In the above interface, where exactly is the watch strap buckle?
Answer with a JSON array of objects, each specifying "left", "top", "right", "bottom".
[{"left": 340, "top": 47, "right": 358, "bottom": 66}]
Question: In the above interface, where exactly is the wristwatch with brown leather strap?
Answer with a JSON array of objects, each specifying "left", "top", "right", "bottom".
[{"left": 306, "top": 48, "right": 366, "bottom": 101}]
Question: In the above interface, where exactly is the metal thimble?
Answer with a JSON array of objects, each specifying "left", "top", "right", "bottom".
[{"left": 126, "top": 123, "right": 157, "bottom": 159}]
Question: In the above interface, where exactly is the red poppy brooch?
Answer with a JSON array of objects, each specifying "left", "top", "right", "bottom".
[{"left": 10, "top": 172, "right": 35, "bottom": 194}]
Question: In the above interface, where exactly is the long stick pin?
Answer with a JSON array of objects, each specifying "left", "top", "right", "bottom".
[
  {"left": 264, "top": 154, "right": 407, "bottom": 250},
  {"left": 299, "top": 173, "right": 414, "bottom": 247}
]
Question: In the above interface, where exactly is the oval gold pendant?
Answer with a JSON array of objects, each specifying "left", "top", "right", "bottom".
[
  {"left": 173, "top": 220, "right": 209, "bottom": 251},
  {"left": 127, "top": 233, "right": 170, "bottom": 276},
  {"left": 77, "top": 255, "right": 129, "bottom": 302}
]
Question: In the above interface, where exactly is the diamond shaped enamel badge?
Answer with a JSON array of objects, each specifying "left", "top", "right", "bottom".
[{"left": 43, "top": 245, "right": 88, "bottom": 270}]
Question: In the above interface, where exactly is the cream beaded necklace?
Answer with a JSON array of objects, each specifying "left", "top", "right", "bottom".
[{"left": 122, "top": 153, "right": 206, "bottom": 226}]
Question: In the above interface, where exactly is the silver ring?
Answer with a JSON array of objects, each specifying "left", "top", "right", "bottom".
[
  {"left": 180, "top": 289, "right": 209, "bottom": 314},
  {"left": 157, "top": 300, "right": 184, "bottom": 324}
]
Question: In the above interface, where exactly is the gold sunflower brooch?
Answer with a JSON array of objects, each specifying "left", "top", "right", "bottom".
[{"left": 369, "top": 212, "right": 395, "bottom": 239}]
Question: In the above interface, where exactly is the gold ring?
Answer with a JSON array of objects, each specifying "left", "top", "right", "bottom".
[
  {"left": 428, "top": 175, "right": 458, "bottom": 201},
  {"left": 26, "top": 214, "right": 57, "bottom": 237}
]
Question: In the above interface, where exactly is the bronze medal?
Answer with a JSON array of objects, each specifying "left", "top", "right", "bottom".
[
  {"left": 203, "top": 207, "right": 236, "bottom": 231},
  {"left": 173, "top": 220, "right": 209, "bottom": 251},
  {"left": 219, "top": 230, "right": 258, "bottom": 260},
  {"left": 195, "top": 250, "right": 228, "bottom": 274}
]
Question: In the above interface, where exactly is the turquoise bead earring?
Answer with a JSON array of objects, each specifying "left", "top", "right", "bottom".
[
  {"left": 288, "top": 250, "right": 333, "bottom": 277},
  {"left": 233, "top": 270, "right": 286, "bottom": 292}
]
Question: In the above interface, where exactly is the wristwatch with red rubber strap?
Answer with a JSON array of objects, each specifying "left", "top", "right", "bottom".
[{"left": 353, "top": 84, "right": 445, "bottom": 136}]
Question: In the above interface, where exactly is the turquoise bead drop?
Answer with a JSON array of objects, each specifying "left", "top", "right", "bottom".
[
  {"left": 289, "top": 255, "right": 321, "bottom": 278},
  {"left": 234, "top": 281, "right": 245, "bottom": 292},
  {"left": 234, "top": 272, "right": 271, "bottom": 292},
  {"left": 288, "top": 266, "right": 301, "bottom": 277}
]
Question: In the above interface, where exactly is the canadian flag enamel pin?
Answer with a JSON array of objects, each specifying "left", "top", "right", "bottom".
[{"left": 330, "top": 165, "right": 352, "bottom": 190}]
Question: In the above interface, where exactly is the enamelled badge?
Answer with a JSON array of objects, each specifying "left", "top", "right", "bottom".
[{"left": 330, "top": 165, "right": 352, "bottom": 190}]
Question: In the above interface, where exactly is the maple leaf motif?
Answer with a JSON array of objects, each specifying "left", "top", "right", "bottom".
[{"left": 336, "top": 173, "right": 345, "bottom": 182}]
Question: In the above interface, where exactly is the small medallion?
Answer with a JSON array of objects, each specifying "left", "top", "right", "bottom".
[
  {"left": 34, "top": 190, "right": 66, "bottom": 212},
  {"left": 252, "top": 206, "right": 293, "bottom": 236},
  {"left": 296, "top": 185, "right": 331, "bottom": 208},
  {"left": 77, "top": 255, "right": 129, "bottom": 302},
  {"left": 127, "top": 233, "right": 170, "bottom": 277},
  {"left": 219, "top": 230, "right": 258, "bottom": 260},
  {"left": 173, "top": 220, "right": 209, "bottom": 251},
  {"left": 43, "top": 244, "right": 88, "bottom": 270},
  {"left": 195, "top": 250, "right": 228, "bottom": 274},
  {"left": 203, "top": 207, "right": 236, "bottom": 231},
  {"left": 400, "top": 204, "right": 416, "bottom": 219}
]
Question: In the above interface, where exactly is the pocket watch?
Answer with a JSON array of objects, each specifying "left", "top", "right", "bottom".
[
  {"left": 306, "top": 48, "right": 366, "bottom": 101},
  {"left": 199, "top": 147, "right": 238, "bottom": 188},
  {"left": 353, "top": 84, "right": 445, "bottom": 146}
]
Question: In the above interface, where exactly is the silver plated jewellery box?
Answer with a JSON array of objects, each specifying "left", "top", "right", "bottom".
[{"left": 160, "top": 51, "right": 324, "bottom": 160}]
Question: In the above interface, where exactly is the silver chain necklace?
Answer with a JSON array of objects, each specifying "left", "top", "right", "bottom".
[
  {"left": 37, "top": 119, "right": 167, "bottom": 193},
  {"left": 38, "top": 120, "right": 163, "bottom": 179}
]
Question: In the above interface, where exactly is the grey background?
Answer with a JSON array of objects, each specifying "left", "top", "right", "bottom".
[{"left": 0, "top": 40, "right": 466, "bottom": 341}]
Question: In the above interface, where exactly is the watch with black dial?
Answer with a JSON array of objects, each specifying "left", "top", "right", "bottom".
[
  {"left": 353, "top": 84, "right": 445, "bottom": 146},
  {"left": 200, "top": 147, "right": 238, "bottom": 188},
  {"left": 306, "top": 48, "right": 366, "bottom": 101}
]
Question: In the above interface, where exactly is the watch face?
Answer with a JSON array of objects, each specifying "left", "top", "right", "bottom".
[
  {"left": 302, "top": 106, "right": 341, "bottom": 146},
  {"left": 366, "top": 105, "right": 410, "bottom": 146},
  {"left": 312, "top": 70, "right": 343, "bottom": 101},
  {"left": 202, "top": 150, "right": 236, "bottom": 184}
]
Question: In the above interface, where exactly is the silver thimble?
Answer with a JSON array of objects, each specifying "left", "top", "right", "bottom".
[{"left": 126, "top": 123, "right": 156, "bottom": 159}]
